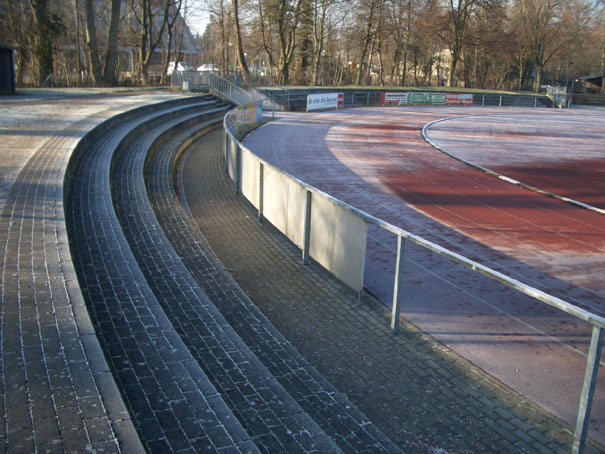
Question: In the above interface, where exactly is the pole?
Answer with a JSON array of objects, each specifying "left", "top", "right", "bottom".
[
  {"left": 572, "top": 326, "right": 604, "bottom": 454},
  {"left": 391, "top": 235, "right": 407, "bottom": 334},
  {"left": 302, "top": 190, "right": 312, "bottom": 264}
]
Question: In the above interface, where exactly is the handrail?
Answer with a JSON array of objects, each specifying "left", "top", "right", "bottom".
[
  {"left": 222, "top": 104, "right": 603, "bottom": 454},
  {"left": 224, "top": 110, "right": 605, "bottom": 329}
]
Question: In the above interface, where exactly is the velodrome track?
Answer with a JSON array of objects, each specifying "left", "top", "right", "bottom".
[{"left": 242, "top": 106, "right": 605, "bottom": 443}]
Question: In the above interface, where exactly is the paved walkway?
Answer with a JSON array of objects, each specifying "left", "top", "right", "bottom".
[
  {"left": 0, "top": 91, "right": 178, "bottom": 453},
  {"left": 180, "top": 129, "right": 603, "bottom": 454}
]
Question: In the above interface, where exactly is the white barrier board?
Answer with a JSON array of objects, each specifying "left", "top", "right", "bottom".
[
  {"left": 241, "top": 149, "right": 259, "bottom": 208},
  {"left": 309, "top": 194, "right": 367, "bottom": 291},
  {"left": 307, "top": 93, "right": 344, "bottom": 112}
]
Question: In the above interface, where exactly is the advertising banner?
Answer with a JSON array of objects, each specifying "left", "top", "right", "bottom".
[
  {"left": 408, "top": 92, "right": 447, "bottom": 104},
  {"left": 240, "top": 101, "right": 263, "bottom": 127},
  {"left": 446, "top": 93, "right": 474, "bottom": 105},
  {"left": 380, "top": 92, "right": 409, "bottom": 105},
  {"left": 307, "top": 93, "right": 344, "bottom": 111},
  {"left": 225, "top": 109, "right": 238, "bottom": 134},
  {"left": 226, "top": 101, "right": 263, "bottom": 136},
  {"left": 382, "top": 92, "right": 452, "bottom": 105}
]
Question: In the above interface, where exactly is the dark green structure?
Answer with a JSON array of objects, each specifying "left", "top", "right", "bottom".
[{"left": 0, "top": 44, "right": 16, "bottom": 95}]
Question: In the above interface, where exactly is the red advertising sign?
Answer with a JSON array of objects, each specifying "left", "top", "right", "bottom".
[
  {"left": 446, "top": 93, "right": 474, "bottom": 105},
  {"left": 380, "top": 92, "right": 409, "bottom": 105}
]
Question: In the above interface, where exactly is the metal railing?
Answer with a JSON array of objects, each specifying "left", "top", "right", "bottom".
[
  {"left": 172, "top": 71, "right": 286, "bottom": 111},
  {"left": 222, "top": 102, "right": 604, "bottom": 454},
  {"left": 257, "top": 88, "right": 552, "bottom": 111}
]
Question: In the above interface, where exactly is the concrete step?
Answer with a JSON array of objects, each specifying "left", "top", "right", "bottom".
[
  {"left": 140, "top": 100, "right": 404, "bottom": 454},
  {"left": 65, "top": 97, "right": 260, "bottom": 453},
  {"left": 109, "top": 101, "right": 344, "bottom": 454},
  {"left": 0, "top": 95, "right": 178, "bottom": 453}
]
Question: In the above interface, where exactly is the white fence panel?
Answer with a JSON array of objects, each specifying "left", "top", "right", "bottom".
[
  {"left": 241, "top": 149, "right": 259, "bottom": 208},
  {"left": 227, "top": 139, "right": 237, "bottom": 182},
  {"left": 262, "top": 164, "right": 289, "bottom": 234},
  {"left": 284, "top": 181, "right": 307, "bottom": 249},
  {"left": 309, "top": 195, "right": 367, "bottom": 291}
]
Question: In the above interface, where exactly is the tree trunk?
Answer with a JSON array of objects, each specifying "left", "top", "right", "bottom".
[
  {"left": 103, "top": 0, "right": 122, "bottom": 85},
  {"left": 85, "top": 0, "right": 103, "bottom": 85},
  {"left": 355, "top": 0, "right": 377, "bottom": 85},
  {"left": 136, "top": 0, "right": 170, "bottom": 85},
  {"left": 312, "top": 0, "right": 327, "bottom": 85},
  {"left": 447, "top": 50, "right": 458, "bottom": 87},
  {"left": 533, "top": 63, "right": 542, "bottom": 93},
  {"left": 232, "top": 0, "right": 249, "bottom": 78},
  {"left": 31, "top": 0, "right": 54, "bottom": 86},
  {"left": 74, "top": 0, "right": 84, "bottom": 80},
  {"left": 601, "top": 24, "right": 605, "bottom": 94}
]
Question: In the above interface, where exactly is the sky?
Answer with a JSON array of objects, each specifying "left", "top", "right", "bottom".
[{"left": 185, "top": 0, "right": 210, "bottom": 37}]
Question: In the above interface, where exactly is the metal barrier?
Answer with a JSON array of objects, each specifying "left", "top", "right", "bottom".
[
  {"left": 257, "top": 87, "right": 552, "bottom": 111},
  {"left": 171, "top": 70, "right": 260, "bottom": 105},
  {"left": 171, "top": 71, "right": 285, "bottom": 111},
  {"left": 222, "top": 102, "right": 604, "bottom": 453}
]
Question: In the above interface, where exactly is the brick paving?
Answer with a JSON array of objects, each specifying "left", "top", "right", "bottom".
[
  {"left": 179, "top": 129, "right": 605, "bottom": 454},
  {"left": 0, "top": 96, "right": 159, "bottom": 453},
  {"left": 65, "top": 97, "right": 262, "bottom": 453},
  {"left": 109, "top": 103, "right": 353, "bottom": 453},
  {"left": 144, "top": 119, "right": 402, "bottom": 453}
]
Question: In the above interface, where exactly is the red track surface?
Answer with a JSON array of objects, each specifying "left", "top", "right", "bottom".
[
  {"left": 425, "top": 111, "right": 605, "bottom": 210},
  {"left": 243, "top": 107, "right": 605, "bottom": 444}
]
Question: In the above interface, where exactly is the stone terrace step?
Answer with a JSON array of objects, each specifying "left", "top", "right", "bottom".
[
  {"left": 65, "top": 97, "right": 260, "bottom": 453},
  {"left": 0, "top": 96, "right": 170, "bottom": 453},
  {"left": 142, "top": 113, "right": 404, "bottom": 453},
  {"left": 109, "top": 103, "right": 348, "bottom": 454}
]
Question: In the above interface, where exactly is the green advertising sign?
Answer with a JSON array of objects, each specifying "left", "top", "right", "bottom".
[{"left": 408, "top": 93, "right": 447, "bottom": 104}]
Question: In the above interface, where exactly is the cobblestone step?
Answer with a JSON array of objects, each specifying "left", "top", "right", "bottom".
[
  {"left": 0, "top": 99, "right": 162, "bottom": 453},
  {"left": 65, "top": 97, "right": 260, "bottom": 453},
  {"left": 144, "top": 112, "right": 405, "bottom": 454},
  {"left": 110, "top": 102, "right": 348, "bottom": 454}
]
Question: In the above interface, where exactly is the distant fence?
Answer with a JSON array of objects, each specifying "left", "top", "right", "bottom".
[
  {"left": 170, "top": 72, "right": 553, "bottom": 111},
  {"left": 258, "top": 87, "right": 552, "bottom": 111},
  {"left": 223, "top": 102, "right": 604, "bottom": 454}
]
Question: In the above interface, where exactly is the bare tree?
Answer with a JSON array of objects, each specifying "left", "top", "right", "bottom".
[
  {"left": 28, "top": 0, "right": 65, "bottom": 85},
  {"left": 104, "top": 0, "right": 123, "bottom": 84},
  {"left": 354, "top": 0, "right": 384, "bottom": 84},
  {"left": 84, "top": 0, "right": 103, "bottom": 84},
  {"left": 232, "top": 0, "right": 250, "bottom": 77},
  {"left": 129, "top": 0, "right": 173, "bottom": 84},
  {"left": 435, "top": 0, "right": 478, "bottom": 87},
  {"left": 160, "top": 0, "right": 184, "bottom": 84},
  {"left": 2, "top": 0, "right": 31, "bottom": 85},
  {"left": 311, "top": 0, "right": 329, "bottom": 84}
]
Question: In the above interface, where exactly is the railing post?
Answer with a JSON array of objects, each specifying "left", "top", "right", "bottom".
[
  {"left": 234, "top": 143, "right": 241, "bottom": 194},
  {"left": 391, "top": 234, "right": 407, "bottom": 334},
  {"left": 258, "top": 162, "right": 264, "bottom": 223},
  {"left": 572, "top": 326, "right": 604, "bottom": 454},
  {"left": 482, "top": 95, "right": 485, "bottom": 107},
  {"left": 224, "top": 132, "right": 229, "bottom": 176},
  {"left": 499, "top": 95, "right": 502, "bottom": 107},
  {"left": 302, "top": 190, "right": 312, "bottom": 264}
]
